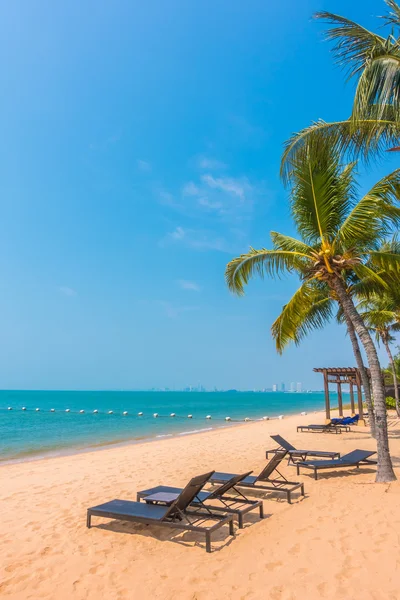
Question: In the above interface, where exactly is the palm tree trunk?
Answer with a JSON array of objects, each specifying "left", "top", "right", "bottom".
[
  {"left": 382, "top": 337, "right": 400, "bottom": 418},
  {"left": 344, "top": 314, "right": 376, "bottom": 438},
  {"left": 331, "top": 278, "right": 396, "bottom": 483}
]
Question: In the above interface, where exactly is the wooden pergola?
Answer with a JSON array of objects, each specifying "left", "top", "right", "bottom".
[{"left": 313, "top": 367, "right": 368, "bottom": 426}]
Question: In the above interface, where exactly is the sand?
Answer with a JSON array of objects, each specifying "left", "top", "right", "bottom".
[{"left": 1, "top": 410, "right": 400, "bottom": 600}]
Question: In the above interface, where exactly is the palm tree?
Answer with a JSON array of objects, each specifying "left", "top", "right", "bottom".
[
  {"left": 271, "top": 280, "right": 377, "bottom": 437},
  {"left": 281, "top": 2, "right": 400, "bottom": 178},
  {"left": 358, "top": 293, "right": 400, "bottom": 416},
  {"left": 226, "top": 145, "right": 400, "bottom": 482}
]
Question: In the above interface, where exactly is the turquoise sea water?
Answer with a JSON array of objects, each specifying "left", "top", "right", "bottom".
[{"left": 0, "top": 390, "right": 331, "bottom": 462}]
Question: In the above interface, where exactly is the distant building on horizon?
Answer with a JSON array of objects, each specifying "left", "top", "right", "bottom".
[
  {"left": 272, "top": 384, "right": 277, "bottom": 392},
  {"left": 280, "top": 382, "right": 285, "bottom": 392},
  {"left": 290, "top": 382, "right": 296, "bottom": 392},
  {"left": 296, "top": 382, "right": 302, "bottom": 393}
]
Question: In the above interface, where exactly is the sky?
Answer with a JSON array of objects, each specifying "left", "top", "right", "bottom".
[{"left": 0, "top": 0, "right": 398, "bottom": 390}]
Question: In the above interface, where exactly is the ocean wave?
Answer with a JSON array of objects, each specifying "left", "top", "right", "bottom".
[{"left": 178, "top": 427, "right": 213, "bottom": 436}]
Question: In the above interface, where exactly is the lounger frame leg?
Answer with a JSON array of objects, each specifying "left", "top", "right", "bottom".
[
  {"left": 205, "top": 532, "right": 211, "bottom": 553},
  {"left": 229, "top": 519, "right": 235, "bottom": 536},
  {"left": 259, "top": 504, "right": 264, "bottom": 519},
  {"left": 86, "top": 511, "right": 91, "bottom": 528},
  {"left": 238, "top": 514, "right": 244, "bottom": 529},
  {"left": 314, "top": 468, "right": 318, "bottom": 481},
  {"left": 301, "top": 484, "right": 305, "bottom": 496},
  {"left": 286, "top": 490, "right": 292, "bottom": 504}
]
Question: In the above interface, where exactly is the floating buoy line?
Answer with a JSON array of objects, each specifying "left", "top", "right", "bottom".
[{"left": 2, "top": 406, "right": 297, "bottom": 422}]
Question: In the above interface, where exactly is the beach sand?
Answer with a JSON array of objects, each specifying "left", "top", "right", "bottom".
[{"left": 1, "top": 410, "right": 400, "bottom": 600}]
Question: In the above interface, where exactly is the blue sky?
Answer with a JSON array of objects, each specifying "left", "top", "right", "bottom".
[{"left": 0, "top": 0, "right": 397, "bottom": 390}]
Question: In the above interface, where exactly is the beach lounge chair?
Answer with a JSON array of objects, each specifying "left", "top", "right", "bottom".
[
  {"left": 295, "top": 449, "right": 377, "bottom": 480},
  {"left": 266, "top": 434, "right": 341, "bottom": 464},
  {"left": 209, "top": 451, "right": 305, "bottom": 504},
  {"left": 296, "top": 423, "right": 350, "bottom": 434},
  {"left": 331, "top": 415, "right": 359, "bottom": 426},
  {"left": 137, "top": 471, "right": 264, "bottom": 529},
  {"left": 87, "top": 471, "right": 235, "bottom": 553}
]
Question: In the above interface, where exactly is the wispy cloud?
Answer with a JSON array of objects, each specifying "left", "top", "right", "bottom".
[
  {"left": 177, "top": 279, "right": 201, "bottom": 292},
  {"left": 89, "top": 132, "right": 121, "bottom": 151},
  {"left": 182, "top": 181, "right": 200, "bottom": 196},
  {"left": 201, "top": 174, "right": 250, "bottom": 200},
  {"left": 196, "top": 156, "right": 227, "bottom": 170},
  {"left": 161, "top": 227, "right": 232, "bottom": 253},
  {"left": 59, "top": 286, "right": 77, "bottom": 297},
  {"left": 157, "top": 301, "right": 200, "bottom": 319},
  {"left": 137, "top": 159, "right": 151, "bottom": 172}
]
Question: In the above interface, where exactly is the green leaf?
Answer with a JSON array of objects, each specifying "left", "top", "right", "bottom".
[
  {"left": 225, "top": 248, "right": 312, "bottom": 296},
  {"left": 271, "top": 282, "right": 334, "bottom": 354},
  {"left": 314, "top": 11, "right": 387, "bottom": 80}
]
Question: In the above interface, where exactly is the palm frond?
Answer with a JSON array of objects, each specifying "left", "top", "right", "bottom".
[
  {"left": 382, "top": 0, "right": 400, "bottom": 27},
  {"left": 271, "top": 282, "right": 333, "bottom": 353},
  {"left": 336, "top": 169, "right": 400, "bottom": 248},
  {"left": 225, "top": 248, "right": 312, "bottom": 296},
  {"left": 369, "top": 250, "right": 400, "bottom": 275},
  {"left": 353, "top": 54, "right": 400, "bottom": 121},
  {"left": 314, "top": 11, "right": 386, "bottom": 80},
  {"left": 352, "top": 263, "right": 390, "bottom": 291},
  {"left": 280, "top": 114, "right": 400, "bottom": 183},
  {"left": 289, "top": 145, "right": 357, "bottom": 244},
  {"left": 270, "top": 232, "right": 315, "bottom": 254}
]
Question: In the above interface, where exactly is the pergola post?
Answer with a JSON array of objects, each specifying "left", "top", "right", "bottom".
[
  {"left": 349, "top": 381, "right": 355, "bottom": 416},
  {"left": 314, "top": 367, "right": 369, "bottom": 426},
  {"left": 337, "top": 381, "right": 343, "bottom": 417},
  {"left": 355, "top": 371, "right": 366, "bottom": 426},
  {"left": 323, "top": 369, "right": 331, "bottom": 423}
]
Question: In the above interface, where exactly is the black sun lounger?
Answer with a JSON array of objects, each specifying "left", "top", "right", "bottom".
[
  {"left": 296, "top": 423, "right": 350, "bottom": 434},
  {"left": 87, "top": 471, "right": 235, "bottom": 553},
  {"left": 137, "top": 471, "right": 264, "bottom": 529},
  {"left": 295, "top": 449, "right": 377, "bottom": 480},
  {"left": 209, "top": 451, "right": 305, "bottom": 504},
  {"left": 266, "top": 435, "right": 341, "bottom": 464}
]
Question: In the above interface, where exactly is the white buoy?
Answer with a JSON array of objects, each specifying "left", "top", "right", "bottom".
[
  {"left": 153, "top": 413, "right": 159, "bottom": 418},
  {"left": 50, "top": 408, "right": 55, "bottom": 412},
  {"left": 187, "top": 414, "right": 193, "bottom": 419},
  {"left": 65, "top": 409, "right": 70, "bottom": 412},
  {"left": 7, "top": 407, "right": 12, "bottom": 410},
  {"left": 108, "top": 410, "right": 113, "bottom": 414},
  {"left": 263, "top": 416, "right": 269, "bottom": 420},
  {"left": 80, "top": 410, "right": 85, "bottom": 413},
  {"left": 278, "top": 415, "right": 284, "bottom": 420},
  {"left": 138, "top": 412, "right": 143, "bottom": 416},
  {"left": 300, "top": 411, "right": 307, "bottom": 416},
  {"left": 206, "top": 415, "right": 211, "bottom": 420},
  {"left": 170, "top": 413, "right": 176, "bottom": 417},
  {"left": 35, "top": 408, "right": 40, "bottom": 412},
  {"left": 22, "top": 407, "right": 26, "bottom": 411},
  {"left": 93, "top": 409, "right": 98, "bottom": 414},
  {"left": 225, "top": 416, "right": 231, "bottom": 421},
  {"left": 123, "top": 411, "right": 128, "bottom": 415}
]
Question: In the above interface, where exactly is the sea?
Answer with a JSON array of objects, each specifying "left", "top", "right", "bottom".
[{"left": 0, "top": 390, "right": 331, "bottom": 463}]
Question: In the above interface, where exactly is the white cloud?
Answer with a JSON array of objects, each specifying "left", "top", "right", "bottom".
[
  {"left": 137, "top": 159, "right": 151, "bottom": 172},
  {"left": 59, "top": 286, "right": 77, "bottom": 297},
  {"left": 157, "top": 301, "right": 200, "bottom": 319},
  {"left": 201, "top": 174, "right": 251, "bottom": 200},
  {"left": 177, "top": 280, "right": 201, "bottom": 292},
  {"left": 182, "top": 181, "right": 200, "bottom": 196},
  {"left": 197, "top": 157, "right": 227, "bottom": 170},
  {"left": 161, "top": 227, "right": 232, "bottom": 253}
]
